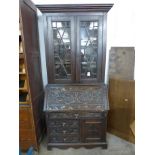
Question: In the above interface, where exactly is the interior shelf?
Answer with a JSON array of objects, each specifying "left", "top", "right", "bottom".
[
  {"left": 19, "top": 42, "right": 24, "bottom": 53},
  {"left": 19, "top": 78, "right": 28, "bottom": 91},
  {"left": 19, "top": 61, "right": 26, "bottom": 74},
  {"left": 19, "top": 53, "right": 24, "bottom": 59},
  {"left": 19, "top": 92, "right": 29, "bottom": 104},
  {"left": 19, "top": 30, "right": 21, "bottom": 36}
]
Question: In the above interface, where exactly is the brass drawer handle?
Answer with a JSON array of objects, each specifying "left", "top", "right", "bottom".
[
  {"left": 63, "top": 130, "right": 66, "bottom": 134},
  {"left": 62, "top": 122, "right": 66, "bottom": 126},
  {"left": 75, "top": 114, "right": 79, "bottom": 118}
]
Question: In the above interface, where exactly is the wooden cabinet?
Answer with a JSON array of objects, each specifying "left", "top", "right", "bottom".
[
  {"left": 36, "top": 3, "right": 113, "bottom": 150},
  {"left": 19, "top": 0, "right": 44, "bottom": 151},
  {"left": 44, "top": 84, "right": 109, "bottom": 149},
  {"left": 37, "top": 4, "right": 113, "bottom": 83}
]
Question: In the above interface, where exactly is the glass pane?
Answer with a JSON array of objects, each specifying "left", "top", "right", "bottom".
[
  {"left": 52, "top": 21, "right": 71, "bottom": 79},
  {"left": 80, "top": 21, "right": 98, "bottom": 79}
]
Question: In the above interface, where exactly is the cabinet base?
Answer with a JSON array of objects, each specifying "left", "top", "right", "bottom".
[{"left": 47, "top": 142, "right": 107, "bottom": 150}]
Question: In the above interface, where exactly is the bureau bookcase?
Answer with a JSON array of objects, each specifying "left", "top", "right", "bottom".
[{"left": 37, "top": 4, "right": 113, "bottom": 149}]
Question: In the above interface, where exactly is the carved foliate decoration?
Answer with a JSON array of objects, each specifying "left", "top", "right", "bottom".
[{"left": 44, "top": 84, "right": 109, "bottom": 111}]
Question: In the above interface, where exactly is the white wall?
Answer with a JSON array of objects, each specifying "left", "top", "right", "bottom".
[
  {"left": 34, "top": 0, "right": 135, "bottom": 84},
  {"left": 37, "top": 9, "right": 48, "bottom": 88},
  {"left": 106, "top": 0, "right": 135, "bottom": 82}
]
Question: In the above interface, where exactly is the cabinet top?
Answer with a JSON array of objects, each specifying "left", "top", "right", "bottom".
[
  {"left": 44, "top": 84, "right": 109, "bottom": 112},
  {"left": 36, "top": 4, "right": 113, "bottom": 13}
]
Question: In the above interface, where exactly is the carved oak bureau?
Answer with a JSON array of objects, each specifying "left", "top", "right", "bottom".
[
  {"left": 37, "top": 3, "right": 113, "bottom": 150},
  {"left": 44, "top": 84, "right": 109, "bottom": 149}
]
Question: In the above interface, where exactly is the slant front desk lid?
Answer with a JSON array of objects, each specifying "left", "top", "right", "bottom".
[{"left": 44, "top": 84, "right": 109, "bottom": 112}]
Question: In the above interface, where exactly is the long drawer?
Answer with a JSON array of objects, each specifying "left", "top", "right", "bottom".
[
  {"left": 48, "top": 134, "right": 80, "bottom": 143},
  {"left": 47, "top": 112, "right": 104, "bottom": 119}
]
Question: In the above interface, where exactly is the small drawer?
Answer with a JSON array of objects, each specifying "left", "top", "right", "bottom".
[
  {"left": 84, "top": 137, "right": 102, "bottom": 143},
  {"left": 83, "top": 119, "right": 104, "bottom": 127},
  {"left": 81, "top": 112, "right": 103, "bottom": 118}
]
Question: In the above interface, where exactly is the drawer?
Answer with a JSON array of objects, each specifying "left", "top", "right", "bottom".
[
  {"left": 48, "top": 120, "right": 79, "bottom": 129},
  {"left": 19, "top": 129, "right": 36, "bottom": 141},
  {"left": 81, "top": 112, "right": 104, "bottom": 118},
  {"left": 19, "top": 107, "right": 33, "bottom": 129},
  {"left": 84, "top": 137, "right": 103, "bottom": 143},
  {"left": 84, "top": 119, "right": 104, "bottom": 127},
  {"left": 48, "top": 112, "right": 79, "bottom": 119},
  {"left": 48, "top": 134, "right": 80, "bottom": 143},
  {"left": 49, "top": 127, "right": 79, "bottom": 135},
  {"left": 47, "top": 112, "right": 104, "bottom": 119}
]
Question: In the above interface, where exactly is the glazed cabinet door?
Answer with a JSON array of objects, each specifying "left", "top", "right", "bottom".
[
  {"left": 46, "top": 16, "right": 76, "bottom": 83},
  {"left": 76, "top": 16, "right": 103, "bottom": 82}
]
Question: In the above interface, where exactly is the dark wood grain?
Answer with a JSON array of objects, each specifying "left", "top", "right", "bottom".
[{"left": 36, "top": 4, "right": 113, "bottom": 13}]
